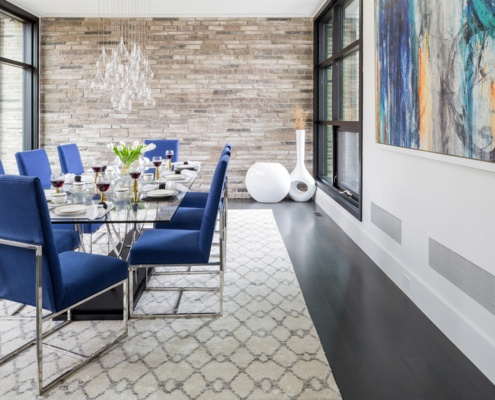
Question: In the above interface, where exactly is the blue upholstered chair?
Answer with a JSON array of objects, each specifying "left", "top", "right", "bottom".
[
  {"left": 0, "top": 175, "right": 128, "bottom": 395},
  {"left": 144, "top": 139, "right": 179, "bottom": 162},
  {"left": 15, "top": 148, "right": 53, "bottom": 189},
  {"left": 0, "top": 159, "right": 5, "bottom": 174},
  {"left": 17, "top": 148, "right": 102, "bottom": 245},
  {"left": 179, "top": 144, "right": 231, "bottom": 209},
  {"left": 15, "top": 150, "right": 80, "bottom": 252},
  {"left": 128, "top": 155, "right": 229, "bottom": 318},
  {"left": 154, "top": 146, "right": 231, "bottom": 231},
  {"left": 57, "top": 143, "right": 85, "bottom": 175}
]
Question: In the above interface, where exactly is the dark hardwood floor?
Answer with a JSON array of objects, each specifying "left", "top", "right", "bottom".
[{"left": 229, "top": 199, "right": 495, "bottom": 400}]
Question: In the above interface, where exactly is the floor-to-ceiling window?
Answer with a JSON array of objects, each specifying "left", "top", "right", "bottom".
[
  {"left": 314, "top": 0, "right": 362, "bottom": 220},
  {"left": 0, "top": 0, "right": 38, "bottom": 174}
]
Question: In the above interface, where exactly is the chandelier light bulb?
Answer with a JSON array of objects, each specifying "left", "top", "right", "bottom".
[{"left": 91, "top": 0, "right": 155, "bottom": 113}]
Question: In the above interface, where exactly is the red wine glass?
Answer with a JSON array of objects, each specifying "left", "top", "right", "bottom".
[
  {"left": 165, "top": 150, "right": 174, "bottom": 171},
  {"left": 96, "top": 178, "right": 110, "bottom": 202},
  {"left": 152, "top": 156, "right": 162, "bottom": 180},
  {"left": 50, "top": 173, "right": 65, "bottom": 194},
  {"left": 129, "top": 163, "right": 142, "bottom": 202},
  {"left": 91, "top": 160, "right": 103, "bottom": 191}
]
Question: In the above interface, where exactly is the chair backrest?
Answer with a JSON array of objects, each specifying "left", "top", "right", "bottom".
[
  {"left": 0, "top": 160, "right": 4, "bottom": 174},
  {"left": 15, "top": 148, "right": 53, "bottom": 189},
  {"left": 198, "top": 154, "right": 229, "bottom": 258},
  {"left": 144, "top": 139, "right": 179, "bottom": 162},
  {"left": 0, "top": 175, "right": 64, "bottom": 312},
  {"left": 58, "top": 143, "right": 84, "bottom": 175}
]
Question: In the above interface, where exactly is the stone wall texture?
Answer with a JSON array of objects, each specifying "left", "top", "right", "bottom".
[{"left": 40, "top": 17, "right": 313, "bottom": 197}]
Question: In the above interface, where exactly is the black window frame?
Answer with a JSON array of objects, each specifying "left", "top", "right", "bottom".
[
  {"left": 0, "top": 0, "right": 39, "bottom": 150},
  {"left": 314, "top": 0, "right": 363, "bottom": 220}
]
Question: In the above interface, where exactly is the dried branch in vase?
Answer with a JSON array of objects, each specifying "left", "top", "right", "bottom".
[{"left": 292, "top": 105, "right": 309, "bottom": 130}]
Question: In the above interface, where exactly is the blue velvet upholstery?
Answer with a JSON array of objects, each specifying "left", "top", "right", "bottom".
[
  {"left": 0, "top": 160, "right": 4, "bottom": 174},
  {"left": 15, "top": 149, "right": 53, "bottom": 189},
  {"left": 58, "top": 143, "right": 85, "bottom": 175},
  {"left": 15, "top": 148, "right": 82, "bottom": 235},
  {"left": 176, "top": 192, "right": 209, "bottom": 209},
  {"left": 57, "top": 251, "right": 127, "bottom": 310},
  {"left": 177, "top": 144, "right": 232, "bottom": 209},
  {"left": 155, "top": 148, "right": 230, "bottom": 229},
  {"left": 0, "top": 175, "right": 127, "bottom": 312},
  {"left": 53, "top": 145, "right": 102, "bottom": 235},
  {"left": 53, "top": 230, "right": 80, "bottom": 253},
  {"left": 144, "top": 139, "right": 179, "bottom": 162},
  {"left": 129, "top": 156, "right": 229, "bottom": 266},
  {"left": 155, "top": 207, "right": 204, "bottom": 230}
]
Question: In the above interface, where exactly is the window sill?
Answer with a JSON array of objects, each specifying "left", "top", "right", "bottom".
[{"left": 316, "top": 180, "right": 361, "bottom": 221}]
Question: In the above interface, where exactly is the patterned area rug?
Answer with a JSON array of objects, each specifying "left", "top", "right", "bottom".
[{"left": 0, "top": 209, "right": 341, "bottom": 399}]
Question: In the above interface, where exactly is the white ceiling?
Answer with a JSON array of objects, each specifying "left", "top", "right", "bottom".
[{"left": 7, "top": 0, "right": 326, "bottom": 18}]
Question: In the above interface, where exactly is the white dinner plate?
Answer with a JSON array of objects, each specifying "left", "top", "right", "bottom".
[
  {"left": 146, "top": 189, "right": 178, "bottom": 199},
  {"left": 142, "top": 184, "right": 159, "bottom": 192},
  {"left": 162, "top": 174, "right": 185, "bottom": 181},
  {"left": 53, "top": 204, "right": 88, "bottom": 215}
]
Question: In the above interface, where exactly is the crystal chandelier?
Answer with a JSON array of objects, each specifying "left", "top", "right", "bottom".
[{"left": 91, "top": 0, "right": 156, "bottom": 113}]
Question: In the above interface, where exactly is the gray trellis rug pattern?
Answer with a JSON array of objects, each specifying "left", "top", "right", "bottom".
[{"left": 0, "top": 209, "right": 341, "bottom": 399}]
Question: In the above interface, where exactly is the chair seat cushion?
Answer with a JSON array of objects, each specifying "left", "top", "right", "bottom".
[
  {"left": 81, "top": 222, "right": 103, "bottom": 234},
  {"left": 53, "top": 230, "right": 80, "bottom": 253},
  {"left": 178, "top": 191, "right": 208, "bottom": 208},
  {"left": 155, "top": 207, "right": 204, "bottom": 230},
  {"left": 58, "top": 252, "right": 127, "bottom": 310},
  {"left": 129, "top": 229, "right": 208, "bottom": 266}
]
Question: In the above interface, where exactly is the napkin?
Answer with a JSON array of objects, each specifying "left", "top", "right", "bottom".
[
  {"left": 64, "top": 173, "right": 75, "bottom": 183},
  {"left": 85, "top": 204, "right": 100, "bottom": 220},
  {"left": 175, "top": 183, "right": 189, "bottom": 193}
]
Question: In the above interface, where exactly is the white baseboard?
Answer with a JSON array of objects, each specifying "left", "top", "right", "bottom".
[{"left": 315, "top": 189, "right": 495, "bottom": 385}]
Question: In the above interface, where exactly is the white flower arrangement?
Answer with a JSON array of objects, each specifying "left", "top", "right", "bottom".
[{"left": 107, "top": 141, "right": 156, "bottom": 166}]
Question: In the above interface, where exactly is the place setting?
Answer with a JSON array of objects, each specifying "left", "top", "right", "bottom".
[{"left": 173, "top": 161, "right": 200, "bottom": 171}]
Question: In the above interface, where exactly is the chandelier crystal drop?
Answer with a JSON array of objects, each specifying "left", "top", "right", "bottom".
[{"left": 91, "top": 0, "right": 156, "bottom": 113}]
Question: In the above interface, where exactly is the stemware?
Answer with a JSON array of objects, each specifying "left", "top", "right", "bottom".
[
  {"left": 91, "top": 160, "right": 103, "bottom": 192},
  {"left": 152, "top": 156, "right": 162, "bottom": 181},
  {"left": 96, "top": 177, "right": 110, "bottom": 203},
  {"left": 101, "top": 159, "right": 108, "bottom": 176},
  {"left": 50, "top": 173, "right": 65, "bottom": 194},
  {"left": 129, "top": 161, "right": 142, "bottom": 202},
  {"left": 165, "top": 150, "right": 174, "bottom": 171}
]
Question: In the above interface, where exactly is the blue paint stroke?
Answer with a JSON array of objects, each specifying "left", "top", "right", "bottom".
[
  {"left": 376, "top": 0, "right": 419, "bottom": 148},
  {"left": 459, "top": 0, "right": 495, "bottom": 158}
]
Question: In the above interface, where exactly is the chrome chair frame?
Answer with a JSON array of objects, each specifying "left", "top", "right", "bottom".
[
  {"left": 129, "top": 210, "right": 225, "bottom": 319},
  {"left": 0, "top": 237, "right": 128, "bottom": 396}
]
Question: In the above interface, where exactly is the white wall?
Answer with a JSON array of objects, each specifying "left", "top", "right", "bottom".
[{"left": 316, "top": 0, "right": 495, "bottom": 384}]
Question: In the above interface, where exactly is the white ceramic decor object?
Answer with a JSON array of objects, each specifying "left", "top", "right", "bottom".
[
  {"left": 289, "top": 130, "right": 316, "bottom": 202},
  {"left": 246, "top": 162, "right": 290, "bottom": 203}
]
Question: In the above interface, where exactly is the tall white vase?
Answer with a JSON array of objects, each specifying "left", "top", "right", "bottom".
[{"left": 289, "top": 130, "right": 316, "bottom": 202}]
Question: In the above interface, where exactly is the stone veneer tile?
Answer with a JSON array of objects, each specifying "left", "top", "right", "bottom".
[{"left": 40, "top": 18, "right": 313, "bottom": 199}]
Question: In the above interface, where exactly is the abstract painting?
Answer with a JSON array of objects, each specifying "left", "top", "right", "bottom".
[{"left": 375, "top": 0, "right": 495, "bottom": 162}]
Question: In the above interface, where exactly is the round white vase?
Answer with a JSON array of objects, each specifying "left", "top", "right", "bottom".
[
  {"left": 245, "top": 162, "right": 290, "bottom": 203},
  {"left": 289, "top": 130, "right": 316, "bottom": 202}
]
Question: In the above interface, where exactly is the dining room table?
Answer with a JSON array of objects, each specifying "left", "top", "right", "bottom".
[{"left": 46, "top": 163, "right": 202, "bottom": 320}]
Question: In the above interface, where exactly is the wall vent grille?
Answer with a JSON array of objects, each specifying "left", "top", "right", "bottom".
[
  {"left": 429, "top": 238, "right": 495, "bottom": 315},
  {"left": 370, "top": 202, "right": 402, "bottom": 244}
]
